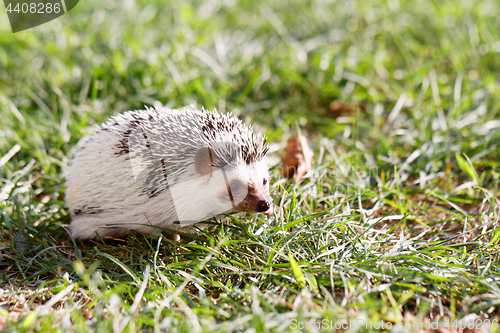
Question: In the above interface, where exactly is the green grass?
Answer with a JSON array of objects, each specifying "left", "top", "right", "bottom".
[{"left": 1, "top": 0, "right": 500, "bottom": 331}]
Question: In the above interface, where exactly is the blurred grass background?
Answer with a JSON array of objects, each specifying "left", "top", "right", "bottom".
[{"left": 0, "top": 0, "right": 500, "bottom": 331}]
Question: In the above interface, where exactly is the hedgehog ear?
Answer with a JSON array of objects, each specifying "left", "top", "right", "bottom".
[{"left": 194, "top": 147, "right": 214, "bottom": 176}]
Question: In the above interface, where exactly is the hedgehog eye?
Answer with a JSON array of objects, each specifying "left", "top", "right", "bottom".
[
  {"left": 263, "top": 178, "right": 268, "bottom": 186},
  {"left": 229, "top": 180, "right": 242, "bottom": 193}
]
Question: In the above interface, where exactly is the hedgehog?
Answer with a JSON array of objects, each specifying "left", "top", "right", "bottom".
[{"left": 65, "top": 106, "right": 273, "bottom": 240}]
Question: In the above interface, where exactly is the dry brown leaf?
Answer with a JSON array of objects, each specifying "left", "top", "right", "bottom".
[
  {"left": 327, "top": 100, "right": 365, "bottom": 118},
  {"left": 281, "top": 135, "right": 313, "bottom": 183}
]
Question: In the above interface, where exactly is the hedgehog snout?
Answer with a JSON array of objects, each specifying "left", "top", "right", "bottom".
[
  {"left": 257, "top": 200, "right": 270, "bottom": 213},
  {"left": 238, "top": 192, "right": 273, "bottom": 215},
  {"left": 262, "top": 200, "right": 273, "bottom": 216}
]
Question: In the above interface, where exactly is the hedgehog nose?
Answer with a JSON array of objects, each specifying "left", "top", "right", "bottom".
[{"left": 257, "top": 200, "right": 270, "bottom": 213}]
